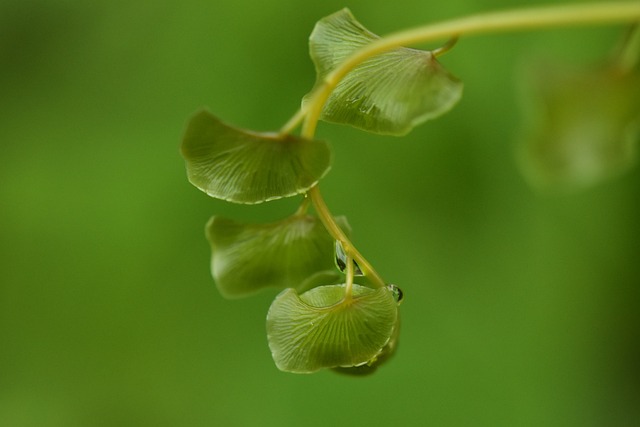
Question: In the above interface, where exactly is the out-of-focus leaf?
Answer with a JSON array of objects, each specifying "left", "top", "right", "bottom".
[
  {"left": 181, "top": 110, "right": 332, "bottom": 203},
  {"left": 518, "top": 64, "right": 640, "bottom": 192},
  {"left": 207, "top": 214, "right": 351, "bottom": 299},
  {"left": 304, "top": 8, "right": 463, "bottom": 135},
  {"left": 266, "top": 284, "right": 399, "bottom": 373}
]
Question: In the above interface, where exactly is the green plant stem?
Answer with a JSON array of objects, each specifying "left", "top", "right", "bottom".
[
  {"left": 344, "top": 252, "right": 354, "bottom": 301},
  {"left": 432, "top": 36, "right": 459, "bottom": 57},
  {"left": 297, "top": 2, "right": 640, "bottom": 292},
  {"left": 279, "top": 107, "right": 307, "bottom": 136},
  {"left": 299, "top": 1, "right": 640, "bottom": 137},
  {"left": 294, "top": 194, "right": 311, "bottom": 216},
  {"left": 308, "top": 186, "right": 386, "bottom": 289},
  {"left": 277, "top": 36, "right": 455, "bottom": 135}
]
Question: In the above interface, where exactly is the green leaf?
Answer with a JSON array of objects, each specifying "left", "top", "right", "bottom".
[
  {"left": 518, "top": 64, "right": 640, "bottom": 192},
  {"left": 207, "top": 214, "right": 351, "bottom": 299},
  {"left": 181, "top": 110, "right": 332, "bottom": 204},
  {"left": 266, "top": 284, "right": 399, "bottom": 373},
  {"left": 332, "top": 284, "right": 403, "bottom": 375},
  {"left": 305, "top": 8, "right": 463, "bottom": 136},
  {"left": 332, "top": 314, "right": 400, "bottom": 376}
]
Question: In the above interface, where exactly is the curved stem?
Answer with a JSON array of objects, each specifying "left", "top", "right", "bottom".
[
  {"left": 294, "top": 2, "right": 640, "bottom": 291},
  {"left": 294, "top": 194, "right": 311, "bottom": 216},
  {"left": 279, "top": 106, "right": 307, "bottom": 135},
  {"left": 300, "top": 2, "right": 640, "bottom": 138},
  {"left": 432, "top": 36, "right": 459, "bottom": 58},
  {"left": 309, "top": 186, "right": 386, "bottom": 289}
]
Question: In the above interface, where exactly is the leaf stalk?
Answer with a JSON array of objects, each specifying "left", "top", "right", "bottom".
[
  {"left": 308, "top": 186, "right": 386, "bottom": 289},
  {"left": 294, "top": 2, "right": 640, "bottom": 292},
  {"left": 298, "top": 2, "right": 640, "bottom": 139}
]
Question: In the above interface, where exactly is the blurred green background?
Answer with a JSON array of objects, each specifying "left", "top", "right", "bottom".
[{"left": 1, "top": 0, "right": 638, "bottom": 426}]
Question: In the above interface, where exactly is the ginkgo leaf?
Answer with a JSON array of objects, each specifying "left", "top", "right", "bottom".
[
  {"left": 332, "top": 314, "right": 400, "bottom": 376},
  {"left": 304, "top": 8, "right": 463, "bottom": 135},
  {"left": 181, "top": 110, "right": 332, "bottom": 204},
  {"left": 518, "top": 64, "right": 640, "bottom": 191},
  {"left": 266, "top": 284, "right": 399, "bottom": 373},
  {"left": 332, "top": 284, "right": 403, "bottom": 375},
  {"left": 207, "top": 214, "right": 351, "bottom": 299}
]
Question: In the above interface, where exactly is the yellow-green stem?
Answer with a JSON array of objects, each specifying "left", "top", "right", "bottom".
[
  {"left": 300, "top": 2, "right": 640, "bottom": 137},
  {"left": 294, "top": 195, "right": 311, "bottom": 216},
  {"left": 280, "top": 107, "right": 307, "bottom": 135},
  {"left": 432, "top": 36, "right": 459, "bottom": 58},
  {"left": 344, "top": 252, "right": 354, "bottom": 301},
  {"left": 308, "top": 186, "right": 386, "bottom": 289},
  {"left": 298, "top": 2, "right": 640, "bottom": 292}
]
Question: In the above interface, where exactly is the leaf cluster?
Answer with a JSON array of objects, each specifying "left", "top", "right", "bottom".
[{"left": 181, "top": 6, "right": 640, "bottom": 374}]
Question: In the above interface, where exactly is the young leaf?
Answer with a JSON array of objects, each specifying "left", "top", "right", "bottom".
[
  {"left": 305, "top": 8, "right": 463, "bottom": 135},
  {"left": 266, "top": 284, "right": 399, "bottom": 373},
  {"left": 207, "top": 214, "right": 351, "bottom": 299},
  {"left": 518, "top": 65, "right": 640, "bottom": 191},
  {"left": 332, "top": 315, "right": 400, "bottom": 376},
  {"left": 181, "top": 110, "right": 332, "bottom": 203}
]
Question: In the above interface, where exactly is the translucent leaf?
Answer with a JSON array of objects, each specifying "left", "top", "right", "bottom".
[
  {"left": 305, "top": 8, "right": 463, "bottom": 135},
  {"left": 332, "top": 314, "right": 400, "bottom": 376},
  {"left": 331, "top": 285, "right": 402, "bottom": 376},
  {"left": 266, "top": 284, "right": 399, "bottom": 373},
  {"left": 181, "top": 110, "right": 332, "bottom": 203},
  {"left": 207, "top": 214, "right": 351, "bottom": 299},
  {"left": 518, "top": 65, "right": 640, "bottom": 192}
]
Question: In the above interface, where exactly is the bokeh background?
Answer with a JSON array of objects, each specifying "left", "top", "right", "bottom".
[{"left": 1, "top": 0, "right": 638, "bottom": 426}]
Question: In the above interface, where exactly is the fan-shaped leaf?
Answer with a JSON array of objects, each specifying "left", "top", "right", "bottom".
[
  {"left": 332, "top": 314, "right": 400, "bottom": 376},
  {"left": 266, "top": 284, "right": 399, "bottom": 373},
  {"left": 518, "top": 64, "right": 640, "bottom": 192},
  {"left": 181, "top": 110, "right": 332, "bottom": 203},
  {"left": 305, "top": 8, "right": 463, "bottom": 135},
  {"left": 207, "top": 214, "right": 351, "bottom": 299}
]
